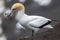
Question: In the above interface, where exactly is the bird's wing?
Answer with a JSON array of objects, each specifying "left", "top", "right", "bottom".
[
  {"left": 28, "top": 16, "right": 52, "bottom": 28},
  {"left": 16, "top": 22, "right": 26, "bottom": 29},
  {"left": 15, "top": 22, "right": 26, "bottom": 35},
  {"left": 37, "top": 24, "right": 53, "bottom": 33}
]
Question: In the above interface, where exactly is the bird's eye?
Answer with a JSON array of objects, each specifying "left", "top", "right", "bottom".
[{"left": 12, "top": 9, "right": 16, "bottom": 10}]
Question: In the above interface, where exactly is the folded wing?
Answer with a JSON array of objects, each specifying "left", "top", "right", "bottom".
[{"left": 28, "top": 16, "right": 52, "bottom": 28}]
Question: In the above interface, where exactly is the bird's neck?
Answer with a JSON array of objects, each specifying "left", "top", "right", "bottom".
[{"left": 15, "top": 10, "right": 28, "bottom": 20}]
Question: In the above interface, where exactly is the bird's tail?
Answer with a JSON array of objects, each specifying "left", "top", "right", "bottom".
[{"left": 52, "top": 19, "right": 60, "bottom": 22}]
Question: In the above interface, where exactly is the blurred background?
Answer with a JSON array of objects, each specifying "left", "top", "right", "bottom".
[
  {"left": 0, "top": 0, "right": 60, "bottom": 40},
  {"left": 1, "top": 0, "right": 60, "bottom": 25}
]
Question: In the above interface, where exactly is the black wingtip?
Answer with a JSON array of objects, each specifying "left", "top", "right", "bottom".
[{"left": 39, "top": 21, "right": 52, "bottom": 28}]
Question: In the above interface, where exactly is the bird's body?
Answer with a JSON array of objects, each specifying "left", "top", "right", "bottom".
[
  {"left": 6, "top": 3, "right": 53, "bottom": 39},
  {"left": 15, "top": 10, "right": 53, "bottom": 31},
  {"left": 7, "top": 3, "right": 53, "bottom": 34}
]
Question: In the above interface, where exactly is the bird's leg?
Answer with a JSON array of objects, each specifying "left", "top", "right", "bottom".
[{"left": 31, "top": 30, "right": 34, "bottom": 40}]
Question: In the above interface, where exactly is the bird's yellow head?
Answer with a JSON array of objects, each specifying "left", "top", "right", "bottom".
[
  {"left": 7, "top": 3, "right": 25, "bottom": 18},
  {"left": 11, "top": 3, "right": 25, "bottom": 10}
]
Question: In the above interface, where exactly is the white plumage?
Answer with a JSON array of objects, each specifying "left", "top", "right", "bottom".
[
  {"left": 14, "top": 10, "right": 53, "bottom": 36},
  {"left": 15, "top": 11, "right": 53, "bottom": 31}
]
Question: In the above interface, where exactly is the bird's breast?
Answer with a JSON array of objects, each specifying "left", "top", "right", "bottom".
[{"left": 18, "top": 16, "right": 34, "bottom": 25}]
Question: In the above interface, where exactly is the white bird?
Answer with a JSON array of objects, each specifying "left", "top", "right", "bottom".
[{"left": 8, "top": 3, "right": 53, "bottom": 38}]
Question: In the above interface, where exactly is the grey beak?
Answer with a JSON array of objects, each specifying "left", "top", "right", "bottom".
[
  {"left": 8, "top": 10, "right": 14, "bottom": 17},
  {"left": 8, "top": 9, "right": 16, "bottom": 17}
]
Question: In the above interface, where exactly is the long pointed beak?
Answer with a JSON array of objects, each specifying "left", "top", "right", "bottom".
[
  {"left": 7, "top": 9, "right": 16, "bottom": 18},
  {"left": 8, "top": 10, "right": 14, "bottom": 17}
]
